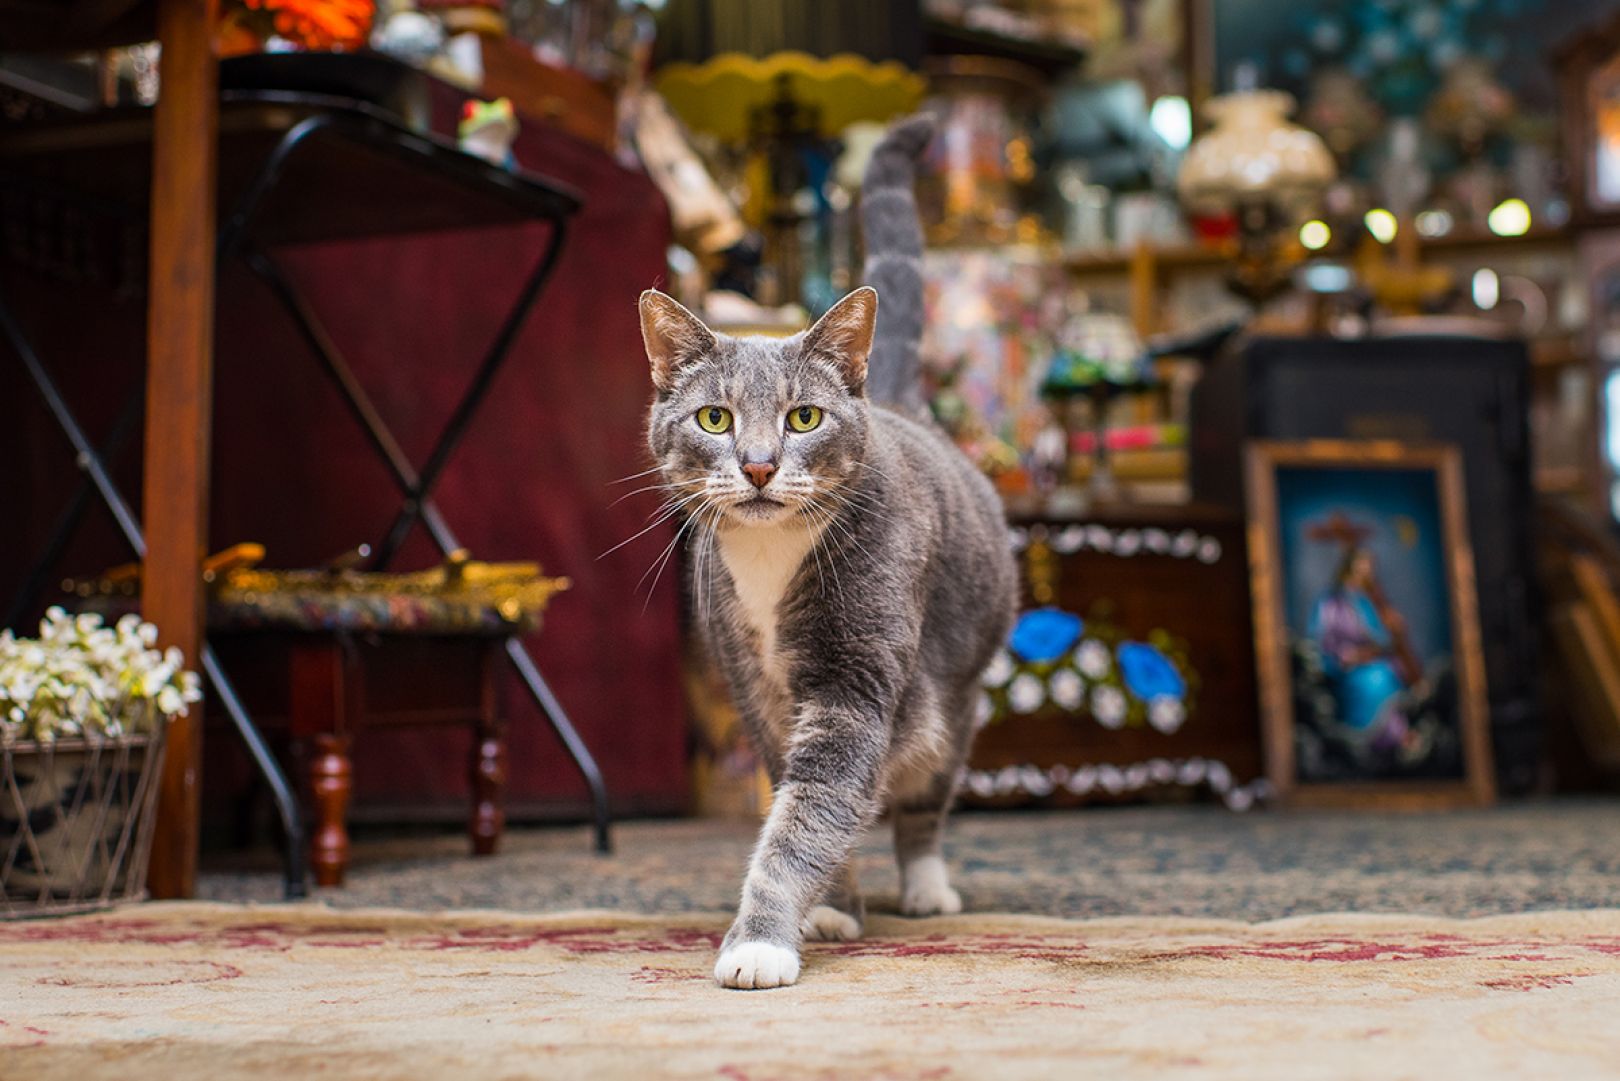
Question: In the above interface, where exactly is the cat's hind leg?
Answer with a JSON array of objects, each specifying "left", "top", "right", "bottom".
[
  {"left": 892, "top": 768, "right": 963, "bottom": 917},
  {"left": 802, "top": 862, "right": 864, "bottom": 941}
]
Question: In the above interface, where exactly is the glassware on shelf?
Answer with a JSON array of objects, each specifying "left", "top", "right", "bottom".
[
  {"left": 924, "top": 56, "right": 1045, "bottom": 246},
  {"left": 1053, "top": 163, "right": 1112, "bottom": 252}
]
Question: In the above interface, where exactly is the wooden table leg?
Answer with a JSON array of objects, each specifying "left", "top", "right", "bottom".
[
  {"left": 469, "top": 642, "right": 506, "bottom": 856},
  {"left": 144, "top": 0, "right": 220, "bottom": 901}
]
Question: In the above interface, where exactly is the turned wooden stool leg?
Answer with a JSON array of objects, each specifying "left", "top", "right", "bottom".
[
  {"left": 291, "top": 641, "right": 357, "bottom": 887},
  {"left": 310, "top": 733, "right": 353, "bottom": 886},
  {"left": 469, "top": 642, "right": 505, "bottom": 856},
  {"left": 469, "top": 728, "right": 506, "bottom": 856}
]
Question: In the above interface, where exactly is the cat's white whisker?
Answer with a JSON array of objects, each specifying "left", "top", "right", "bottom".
[
  {"left": 607, "top": 480, "right": 691, "bottom": 509},
  {"left": 693, "top": 500, "right": 725, "bottom": 627},
  {"left": 809, "top": 499, "right": 880, "bottom": 570},
  {"left": 796, "top": 502, "right": 837, "bottom": 598},
  {"left": 636, "top": 500, "right": 708, "bottom": 607},
  {"left": 597, "top": 489, "right": 707, "bottom": 560},
  {"left": 606, "top": 464, "right": 666, "bottom": 486}
]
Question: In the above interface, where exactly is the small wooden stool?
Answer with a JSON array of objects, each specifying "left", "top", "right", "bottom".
[
  {"left": 203, "top": 553, "right": 564, "bottom": 887},
  {"left": 287, "top": 634, "right": 509, "bottom": 887},
  {"left": 67, "top": 549, "right": 566, "bottom": 889}
]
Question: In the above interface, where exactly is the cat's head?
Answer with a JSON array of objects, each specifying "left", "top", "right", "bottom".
[{"left": 640, "top": 288, "right": 878, "bottom": 529}]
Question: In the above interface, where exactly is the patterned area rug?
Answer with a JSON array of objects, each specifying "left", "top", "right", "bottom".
[
  {"left": 201, "top": 801, "right": 1620, "bottom": 918},
  {"left": 4, "top": 903, "right": 1620, "bottom": 1079}
]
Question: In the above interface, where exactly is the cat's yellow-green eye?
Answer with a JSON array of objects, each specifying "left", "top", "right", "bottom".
[
  {"left": 786, "top": 405, "right": 823, "bottom": 433},
  {"left": 696, "top": 406, "right": 733, "bottom": 434}
]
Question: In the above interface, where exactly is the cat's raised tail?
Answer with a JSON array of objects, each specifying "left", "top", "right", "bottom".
[{"left": 859, "top": 114, "right": 934, "bottom": 415}]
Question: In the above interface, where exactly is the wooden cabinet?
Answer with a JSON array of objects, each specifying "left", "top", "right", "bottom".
[{"left": 964, "top": 503, "right": 1266, "bottom": 808}]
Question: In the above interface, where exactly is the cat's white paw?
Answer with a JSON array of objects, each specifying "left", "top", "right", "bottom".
[
  {"left": 900, "top": 855, "right": 964, "bottom": 917},
  {"left": 801, "top": 905, "right": 862, "bottom": 942},
  {"left": 714, "top": 941, "right": 801, "bottom": 989},
  {"left": 902, "top": 882, "right": 963, "bottom": 917}
]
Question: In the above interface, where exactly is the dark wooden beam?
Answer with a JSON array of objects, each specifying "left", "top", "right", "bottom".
[{"left": 144, "top": 0, "right": 219, "bottom": 900}]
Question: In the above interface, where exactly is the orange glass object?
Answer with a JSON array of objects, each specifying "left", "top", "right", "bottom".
[{"left": 226, "top": 0, "right": 375, "bottom": 51}]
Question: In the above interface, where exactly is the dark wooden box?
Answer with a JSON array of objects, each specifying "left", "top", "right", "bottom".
[{"left": 964, "top": 503, "right": 1266, "bottom": 809}]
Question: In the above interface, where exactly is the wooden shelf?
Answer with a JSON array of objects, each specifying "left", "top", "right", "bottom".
[
  {"left": 1062, "top": 244, "right": 1231, "bottom": 276},
  {"left": 1061, "top": 226, "right": 1574, "bottom": 278},
  {"left": 1418, "top": 223, "right": 1573, "bottom": 255},
  {"left": 923, "top": 16, "right": 1088, "bottom": 78},
  {"left": 1530, "top": 334, "right": 1584, "bottom": 369}
]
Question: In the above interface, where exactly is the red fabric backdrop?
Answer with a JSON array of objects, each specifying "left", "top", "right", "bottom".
[{"left": 0, "top": 94, "right": 688, "bottom": 820}]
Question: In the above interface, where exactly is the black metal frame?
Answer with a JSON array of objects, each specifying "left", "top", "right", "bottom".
[{"left": 2, "top": 97, "right": 613, "bottom": 901}]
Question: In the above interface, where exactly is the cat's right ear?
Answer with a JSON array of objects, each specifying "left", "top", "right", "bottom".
[{"left": 640, "top": 290, "right": 716, "bottom": 393}]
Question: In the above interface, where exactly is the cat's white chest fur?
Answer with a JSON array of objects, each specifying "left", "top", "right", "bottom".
[{"left": 716, "top": 522, "right": 819, "bottom": 671}]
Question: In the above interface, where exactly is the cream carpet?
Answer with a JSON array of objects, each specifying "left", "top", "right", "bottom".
[{"left": 4, "top": 903, "right": 1620, "bottom": 1079}]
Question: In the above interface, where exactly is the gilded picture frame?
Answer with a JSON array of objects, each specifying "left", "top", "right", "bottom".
[{"left": 1245, "top": 440, "right": 1495, "bottom": 809}]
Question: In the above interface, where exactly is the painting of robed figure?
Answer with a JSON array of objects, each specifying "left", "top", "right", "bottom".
[{"left": 1246, "top": 442, "right": 1495, "bottom": 808}]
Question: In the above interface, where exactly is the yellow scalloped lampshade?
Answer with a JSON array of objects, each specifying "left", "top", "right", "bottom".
[{"left": 655, "top": 51, "right": 927, "bottom": 142}]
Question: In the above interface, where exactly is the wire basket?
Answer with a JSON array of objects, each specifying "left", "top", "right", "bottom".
[{"left": 1, "top": 729, "right": 166, "bottom": 918}]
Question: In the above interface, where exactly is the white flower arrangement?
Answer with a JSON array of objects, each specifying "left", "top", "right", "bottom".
[{"left": 0, "top": 608, "right": 201, "bottom": 744}]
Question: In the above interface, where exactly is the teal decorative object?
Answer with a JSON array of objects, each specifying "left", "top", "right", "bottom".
[
  {"left": 1041, "top": 313, "right": 1152, "bottom": 397},
  {"left": 1040, "top": 313, "right": 1154, "bottom": 507}
]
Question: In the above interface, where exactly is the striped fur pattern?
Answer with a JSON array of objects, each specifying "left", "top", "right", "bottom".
[
  {"left": 638, "top": 116, "right": 1017, "bottom": 989},
  {"left": 859, "top": 115, "right": 933, "bottom": 416}
]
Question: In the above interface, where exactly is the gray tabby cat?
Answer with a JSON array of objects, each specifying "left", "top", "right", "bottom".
[{"left": 638, "top": 117, "right": 1017, "bottom": 989}]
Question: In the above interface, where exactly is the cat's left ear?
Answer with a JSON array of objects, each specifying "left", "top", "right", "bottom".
[{"left": 802, "top": 287, "right": 878, "bottom": 394}]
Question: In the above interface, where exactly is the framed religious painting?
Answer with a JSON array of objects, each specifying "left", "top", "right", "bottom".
[
  {"left": 1245, "top": 441, "right": 1494, "bottom": 809},
  {"left": 1557, "top": 9, "right": 1620, "bottom": 223}
]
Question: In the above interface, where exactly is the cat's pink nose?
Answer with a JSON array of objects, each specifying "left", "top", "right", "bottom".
[{"left": 742, "top": 462, "right": 777, "bottom": 489}]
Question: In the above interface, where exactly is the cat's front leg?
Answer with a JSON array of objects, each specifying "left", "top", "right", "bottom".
[{"left": 714, "top": 707, "right": 883, "bottom": 989}]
